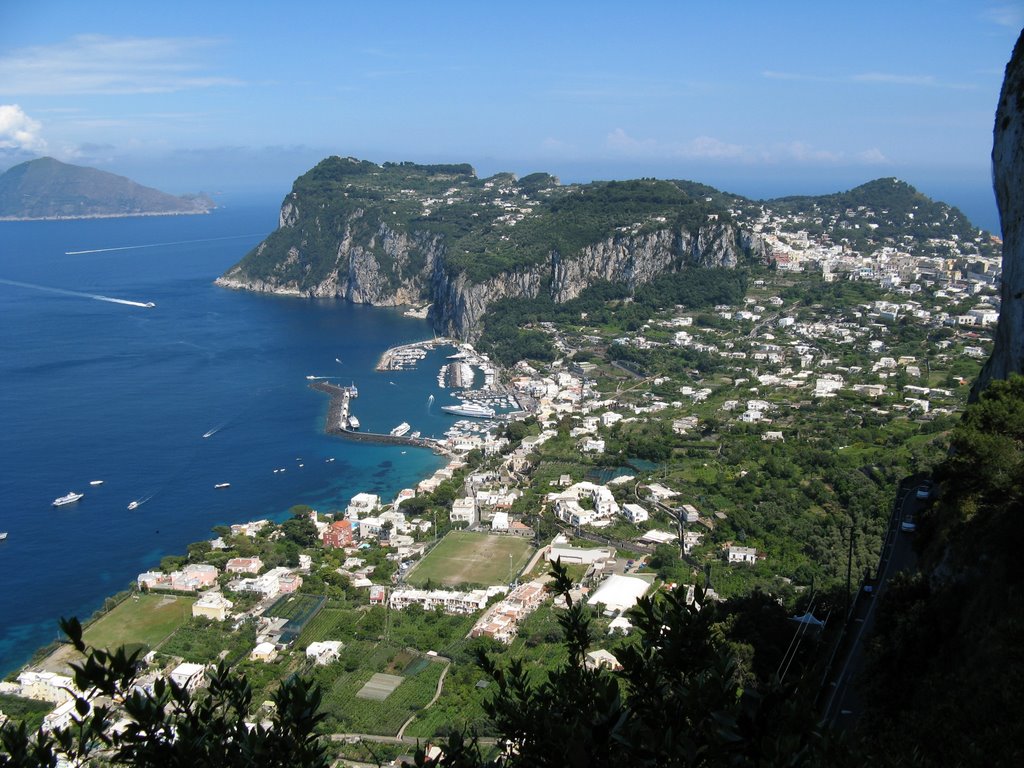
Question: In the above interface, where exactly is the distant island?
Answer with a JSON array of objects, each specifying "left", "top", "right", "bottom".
[{"left": 0, "top": 157, "right": 214, "bottom": 221}]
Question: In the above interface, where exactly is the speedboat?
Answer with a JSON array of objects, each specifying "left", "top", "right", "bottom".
[
  {"left": 214, "top": 483, "right": 231, "bottom": 489},
  {"left": 89, "top": 480, "right": 104, "bottom": 486},
  {"left": 127, "top": 500, "right": 140, "bottom": 510},
  {"left": 53, "top": 491, "right": 84, "bottom": 507}
]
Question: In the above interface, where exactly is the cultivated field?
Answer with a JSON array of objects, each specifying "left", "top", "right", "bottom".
[{"left": 406, "top": 532, "right": 535, "bottom": 587}]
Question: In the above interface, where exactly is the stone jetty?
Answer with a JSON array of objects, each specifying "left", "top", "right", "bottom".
[{"left": 309, "top": 381, "right": 452, "bottom": 455}]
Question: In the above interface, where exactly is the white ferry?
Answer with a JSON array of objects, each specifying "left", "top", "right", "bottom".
[
  {"left": 390, "top": 422, "right": 411, "bottom": 437},
  {"left": 347, "top": 414, "right": 360, "bottom": 429},
  {"left": 441, "top": 402, "right": 496, "bottom": 418},
  {"left": 52, "top": 491, "right": 84, "bottom": 507}
]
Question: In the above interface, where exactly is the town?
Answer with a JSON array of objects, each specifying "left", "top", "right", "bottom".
[{"left": 0, "top": 201, "right": 998, "bottom": 763}]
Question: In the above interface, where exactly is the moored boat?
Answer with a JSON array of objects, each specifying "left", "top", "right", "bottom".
[
  {"left": 390, "top": 422, "right": 411, "bottom": 437},
  {"left": 441, "top": 401, "right": 496, "bottom": 418}
]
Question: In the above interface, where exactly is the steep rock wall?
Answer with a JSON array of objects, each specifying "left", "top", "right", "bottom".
[
  {"left": 218, "top": 207, "right": 765, "bottom": 340},
  {"left": 974, "top": 31, "right": 1024, "bottom": 397}
]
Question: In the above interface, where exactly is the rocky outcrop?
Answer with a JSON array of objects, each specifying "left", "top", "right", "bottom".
[
  {"left": 219, "top": 211, "right": 765, "bottom": 340},
  {"left": 974, "top": 30, "right": 1024, "bottom": 398}
]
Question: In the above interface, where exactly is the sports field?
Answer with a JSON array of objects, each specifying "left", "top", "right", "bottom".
[
  {"left": 83, "top": 593, "right": 195, "bottom": 651},
  {"left": 406, "top": 531, "right": 535, "bottom": 587}
]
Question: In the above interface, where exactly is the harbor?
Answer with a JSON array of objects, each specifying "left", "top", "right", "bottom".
[
  {"left": 376, "top": 337, "right": 454, "bottom": 371},
  {"left": 309, "top": 381, "right": 453, "bottom": 455}
]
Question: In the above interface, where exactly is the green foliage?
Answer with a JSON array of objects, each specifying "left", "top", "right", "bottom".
[
  {"left": 282, "top": 515, "right": 319, "bottom": 548},
  {"left": 858, "top": 375, "right": 1024, "bottom": 765},
  {"left": 0, "top": 618, "right": 329, "bottom": 768},
  {"left": 0, "top": 695, "right": 51, "bottom": 733},
  {"left": 467, "top": 560, "right": 824, "bottom": 767}
]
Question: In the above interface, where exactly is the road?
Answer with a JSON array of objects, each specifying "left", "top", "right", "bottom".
[{"left": 820, "top": 481, "right": 922, "bottom": 728}]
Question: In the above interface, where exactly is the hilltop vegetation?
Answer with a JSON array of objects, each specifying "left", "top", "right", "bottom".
[{"left": 0, "top": 157, "right": 213, "bottom": 220}]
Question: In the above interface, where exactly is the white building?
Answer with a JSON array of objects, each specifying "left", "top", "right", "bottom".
[
  {"left": 587, "top": 574, "right": 650, "bottom": 614},
  {"left": 306, "top": 641, "right": 343, "bottom": 665},
  {"left": 727, "top": 546, "right": 758, "bottom": 564},
  {"left": 389, "top": 587, "right": 492, "bottom": 615},
  {"left": 621, "top": 503, "right": 649, "bottom": 524},
  {"left": 169, "top": 662, "right": 207, "bottom": 693},
  {"left": 450, "top": 497, "right": 477, "bottom": 525}
]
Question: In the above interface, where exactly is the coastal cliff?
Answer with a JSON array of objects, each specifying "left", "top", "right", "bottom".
[
  {"left": 217, "top": 157, "right": 985, "bottom": 341},
  {"left": 216, "top": 159, "right": 765, "bottom": 339},
  {"left": 974, "top": 32, "right": 1024, "bottom": 396}
]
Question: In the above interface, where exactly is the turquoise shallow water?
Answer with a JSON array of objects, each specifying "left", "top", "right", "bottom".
[{"left": 0, "top": 199, "right": 453, "bottom": 674}]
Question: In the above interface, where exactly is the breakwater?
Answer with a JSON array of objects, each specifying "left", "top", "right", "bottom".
[{"left": 309, "top": 381, "right": 452, "bottom": 455}]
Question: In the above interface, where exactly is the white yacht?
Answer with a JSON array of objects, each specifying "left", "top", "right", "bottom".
[
  {"left": 440, "top": 402, "right": 496, "bottom": 418},
  {"left": 53, "top": 491, "right": 84, "bottom": 507},
  {"left": 390, "top": 422, "right": 411, "bottom": 437}
]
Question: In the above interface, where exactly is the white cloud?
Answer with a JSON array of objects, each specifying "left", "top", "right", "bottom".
[
  {"left": 857, "top": 147, "right": 891, "bottom": 164},
  {"left": 763, "top": 69, "right": 974, "bottom": 90},
  {"left": 0, "top": 35, "right": 242, "bottom": 96},
  {"left": 605, "top": 129, "right": 744, "bottom": 159},
  {"left": 604, "top": 128, "right": 887, "bottom": 167},
  {"left": 850, "top": 72, "right": 938, "bottom": 87},
  {"left": 605, "top": 128, "right": 658, "bottom": 153},
  {"left": 684, "top": 136, "right": 746, "bottom": 160},
  {"left": 982, "top": 4, "right": 1024, "bottom": 28},
  {"left": 0, "top": 104, "right": 46, "bottom": 152}
]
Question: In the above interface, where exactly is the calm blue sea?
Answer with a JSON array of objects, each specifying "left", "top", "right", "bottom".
[{"left": 0, "top": 200, "right": 456, "bottom": 675}]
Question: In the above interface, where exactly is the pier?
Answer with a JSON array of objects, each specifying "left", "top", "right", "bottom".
[
  {"left": 309, "top": 381, "right": 452, "bottom": 455},
  {"left": 376, "top": 337, "right": 455, "bottom": 371}
]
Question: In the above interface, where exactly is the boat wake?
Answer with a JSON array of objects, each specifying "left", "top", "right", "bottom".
[
  {"left": 127, "top": 494, "right": 154, "bottom": 511},
  {"left": 64, "top": 233, "right": 265, "bottom": 256},
  {"left": 0, "top": 278, "right": 155, "bottom": 308},
  {"left": 202, "top": 422, "right": 226, "bottom": 439}
]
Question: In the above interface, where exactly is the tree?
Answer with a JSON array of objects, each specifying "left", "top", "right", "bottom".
[
  {"left": 440, "top": 560, "right": 825, "bottom": 768},
  {"left": 281, "top": 516, "right": 318, "bottom": 548},
  {"left": 0, "top": 619, "right": 328, "bottom": 768}
]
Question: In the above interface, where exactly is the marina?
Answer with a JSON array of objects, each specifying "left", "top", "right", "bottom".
[
  {"left": 376, "top": 337, "right": 454, "bottom": 371},
  {"left": 309, "top": 380, "right": 452, "bottom": 455}
]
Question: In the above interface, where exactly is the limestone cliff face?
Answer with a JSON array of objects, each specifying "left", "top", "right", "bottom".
[
  {"left": 974, "top": 31, "right": 1024, "bottom": 397},
  {"left": 218, "top": 201, "right": 765, "bottom": 340}
]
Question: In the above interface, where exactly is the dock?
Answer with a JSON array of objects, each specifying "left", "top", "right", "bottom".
[
  {"left": 376, "top": 338, "right": 455, "bottom": 371},
  {"left": 309, "top": 381, "right": 452, "bottom": 455}
]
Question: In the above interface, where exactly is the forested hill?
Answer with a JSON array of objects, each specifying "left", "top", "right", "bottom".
[
  {"left": 767, "top": 177, "right": 984, "bottom": 250},
  {"left": 0, "top": 157, "right": 214, "bottom": 220},
  {"left": 218, "top": 156, "right": 997, "bottom": 340}
]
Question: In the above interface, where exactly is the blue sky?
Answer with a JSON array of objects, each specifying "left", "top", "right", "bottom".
[{"left": 0, "top": 1, "right": 1020, "bottom": 225}]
